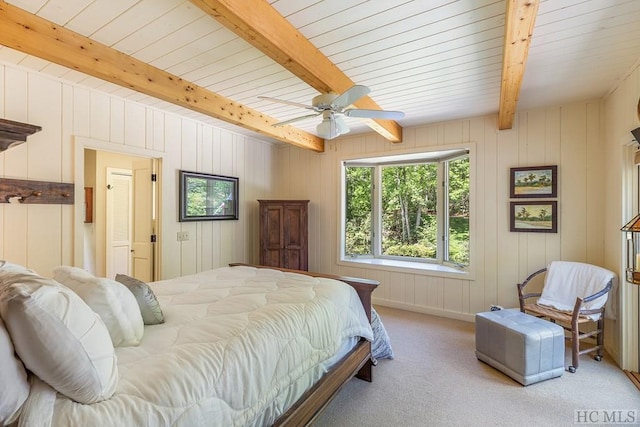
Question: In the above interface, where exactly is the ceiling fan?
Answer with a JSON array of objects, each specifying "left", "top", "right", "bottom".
[{"left": 259, "top": 85, "right": 404, "bottom": 140}]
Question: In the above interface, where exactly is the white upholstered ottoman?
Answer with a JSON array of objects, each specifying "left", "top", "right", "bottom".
[{"left": 475, "top": 309, "right": 564, "bottom": 386}]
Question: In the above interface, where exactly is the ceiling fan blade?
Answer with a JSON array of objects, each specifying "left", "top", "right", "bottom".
[
  {"left": 331, "top": 85, "right": 370, "bottom": 109},
  {"left": 258, "top": 96, "right": 314, "bottom": 110},
  {"left": 271, "top": 113, "right": 321, "bottom": 127},
  {"left": 344, "top": 108, "right": 405, "bottom": 120}
]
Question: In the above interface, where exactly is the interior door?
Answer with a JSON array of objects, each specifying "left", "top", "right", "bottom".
[
  {"left": 132, "top": 158, "right": 154, "bottom": 282},
  {"left": 106, "top": 168, "right": 133, "bottom": 279}
]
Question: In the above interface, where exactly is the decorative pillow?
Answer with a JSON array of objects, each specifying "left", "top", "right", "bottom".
[
  {"left": 0, "top": 263, "right": 118, "bottom": 404},
  {"left": 115, "top": 274, "right": 165, "bottom": 325},
  {"left": 53, "top": 266, "right": 144, "bottom": 347},
  {"left": 371, "top": 307, "right": 394, "bottom": 363},
  {"left": 0, "top": 316, "right": 30, "bottom": 425}
]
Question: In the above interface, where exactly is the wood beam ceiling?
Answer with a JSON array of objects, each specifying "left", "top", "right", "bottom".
[
  {"left": 498, "top": 0, "right": 539, "bottom": 130},
  {"left": 190, "top": 0, "right": 403, "bottom": 143},
  {"left": 0, "top": 1, "right": 324, "bottom": 152}
]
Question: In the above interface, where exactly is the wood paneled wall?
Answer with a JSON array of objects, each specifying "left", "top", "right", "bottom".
[
  {"left": 274, "top": 102, "right": 607, "bottom": 323},
  {"left": 603, "top": 60, "right": 640, "bottom": 371},
  {"left": 0, "top": 62, "right": 278, "bottom": 279},
  {"left": 0, "top": 58, "right": 633, "bottom": 367}
]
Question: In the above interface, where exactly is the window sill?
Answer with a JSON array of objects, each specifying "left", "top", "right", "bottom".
[{"left": 339, "top": 257, "right": 474, "bottom": 280}]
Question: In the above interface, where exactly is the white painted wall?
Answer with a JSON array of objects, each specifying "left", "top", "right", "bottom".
[{"left": 0, "top": 62, "right": 278, "bottom": 279}]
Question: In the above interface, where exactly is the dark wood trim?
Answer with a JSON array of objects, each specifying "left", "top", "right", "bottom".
[
  {"left": 228, "top": 263, "right": 378, "bottom": 425},
  {"left": 0, "top": 178, "right": 74, "bottom": 204},
  {"left": 624, "top": 370, "right": 640, "bottom": 391}
]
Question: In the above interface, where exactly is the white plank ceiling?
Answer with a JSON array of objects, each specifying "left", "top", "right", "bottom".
[{"left": 1, "top": 0, "right": 640, "bottom": 145}]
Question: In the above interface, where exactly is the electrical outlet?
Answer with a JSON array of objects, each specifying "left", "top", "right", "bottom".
[{"left": 177, "top": 231, "right": 189, "bottom": 241}]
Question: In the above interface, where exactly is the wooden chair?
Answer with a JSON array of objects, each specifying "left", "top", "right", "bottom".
[{"left": 517, "top": 261, "right": 614, "bottom": 373}]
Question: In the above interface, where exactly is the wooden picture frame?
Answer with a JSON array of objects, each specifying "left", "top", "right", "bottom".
[
  {"left": 510, "top": 165, "right": 557, "bottom": 198},
  {"left": 510, "top": 201, "right": 557, "bottom": 233},
  {"left": 179, "top": 171, "right": 239, "bottom": 221}
]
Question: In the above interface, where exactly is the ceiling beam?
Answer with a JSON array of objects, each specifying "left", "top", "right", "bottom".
[
  {"left": 190, "top": 0, "right": 403, "bottom": 143},
  {"left": 498, "top": 0, "right": 539, "bottom": 130},
  {"left": 0, "top": 1, "right": 324, "bottom": 152}
]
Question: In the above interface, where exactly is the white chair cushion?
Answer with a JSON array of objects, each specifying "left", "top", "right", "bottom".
[
  {"left": 0, "top": 316, "right": 30, "bottom": 425},
  {"left": 0, "top": 261, "right": 118, "bottom": 404},
  {"left": 54, "top": 266, "right": 144, "bottom": 347},
  {"left": 538, "top": 261, "right": 615, "bottom": 319}
]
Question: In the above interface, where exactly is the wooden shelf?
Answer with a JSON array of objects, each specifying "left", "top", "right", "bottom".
[
  {"left": 0, "top": 178, "right": 74, "bottom": 205},
  {"left": 0, "top": 118, "right": 42, "bottom": 152}
]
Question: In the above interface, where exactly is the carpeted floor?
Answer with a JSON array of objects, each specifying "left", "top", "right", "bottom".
[{"left": 314, "top": 306, "right": 640, "bottom": 427}]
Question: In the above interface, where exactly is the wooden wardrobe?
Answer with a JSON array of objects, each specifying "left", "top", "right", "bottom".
[{"left": 258, "top": 200, "right": 309, "bottom": 271}]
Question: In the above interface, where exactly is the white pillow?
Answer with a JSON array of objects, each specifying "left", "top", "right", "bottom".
[
  {"left": 0, "top": 263, "right": 118, "bottom": 404},
  {"left": 53, "top": 266, "right": 144, "bottom": 347},
  {"left": 0, "top": 316, "right": 30, "bottom": 425}
]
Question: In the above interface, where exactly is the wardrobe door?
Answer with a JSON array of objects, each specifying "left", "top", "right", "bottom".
[{"left": 259, "top": 200, "right": 308, "bottom": 271}]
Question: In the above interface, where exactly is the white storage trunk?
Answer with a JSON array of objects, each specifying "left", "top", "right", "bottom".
[{"left": 475, "top": 309, "right": 565, "bottom": 386}]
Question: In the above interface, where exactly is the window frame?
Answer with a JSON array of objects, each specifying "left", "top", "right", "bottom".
[{"left": 339, "top": 144, "right": 474, "bottom": 277}]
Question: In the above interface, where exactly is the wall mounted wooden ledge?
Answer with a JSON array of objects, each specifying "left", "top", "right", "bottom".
[
  {"left": 0, "top": 118, "right": 42, "bottom": 152},
  {"left": 0, "top": 178, "right": 74, "bottom": 205}
]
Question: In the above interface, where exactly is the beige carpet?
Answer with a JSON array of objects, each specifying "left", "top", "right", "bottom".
[{"left": 315, "top": 306, "right": 640, "bottom": 427}]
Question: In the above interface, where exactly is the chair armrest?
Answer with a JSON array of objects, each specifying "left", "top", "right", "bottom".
[
  {"left": 571, "top": 297, "right": 604, "bottom": 323},
  {"left": 573, "top": 278, "right": 613, "bottom": 318},
  {"left": 517, "top": 267, "right": 547, "bottom": 311},
  {"left": 582, "top": 278, "right": 613, "bottom": 303}
]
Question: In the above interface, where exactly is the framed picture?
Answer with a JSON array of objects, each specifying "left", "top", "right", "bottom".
[
  {"left": 510, "top": 165, "right": 557, "bottom": 198},
  {"left": 510, "top": 201, "right": 557, "bottom": 233},
  {"left": 179, "top": 170, "right": 239, "bottom": 221}
]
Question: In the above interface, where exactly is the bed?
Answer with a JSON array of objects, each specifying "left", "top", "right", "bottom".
[{"left": 0, "top": 261, "right": 379, "bottom": 427}]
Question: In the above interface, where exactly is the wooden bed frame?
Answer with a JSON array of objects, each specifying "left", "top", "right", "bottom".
[{"left": 229, "top": 263, "right": 379, "bottom": 426}]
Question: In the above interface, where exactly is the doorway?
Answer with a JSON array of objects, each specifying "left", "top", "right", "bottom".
[{"left": 81, "top": 145, "right": 161, "bottom": 281}]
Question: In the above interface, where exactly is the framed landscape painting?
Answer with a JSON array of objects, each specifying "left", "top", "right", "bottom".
[
  {"left": 510, "top": 201, "right": 557, "bottom": 233},
  {"left": 510, "top": 165, "right": 557, "bottom": 198}
]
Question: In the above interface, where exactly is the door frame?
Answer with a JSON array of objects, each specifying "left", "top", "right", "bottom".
[
  {"left": 73, "top": 136, "right": 165, "bottom": 278},
  {"left": 622, "top": 143, "right": 640, "bottom": 372}
]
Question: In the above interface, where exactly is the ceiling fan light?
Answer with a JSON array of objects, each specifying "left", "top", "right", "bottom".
[
  {"left": 335, "top": 116, "right": 350, "bottom": 135},
  {"left": 316, "top": 118, "right": 341, "bottom": 139}
]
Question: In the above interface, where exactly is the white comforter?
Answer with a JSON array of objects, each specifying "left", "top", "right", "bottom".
[{"left": 19, "top": 266, "right": 373, "bottom": 427}]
